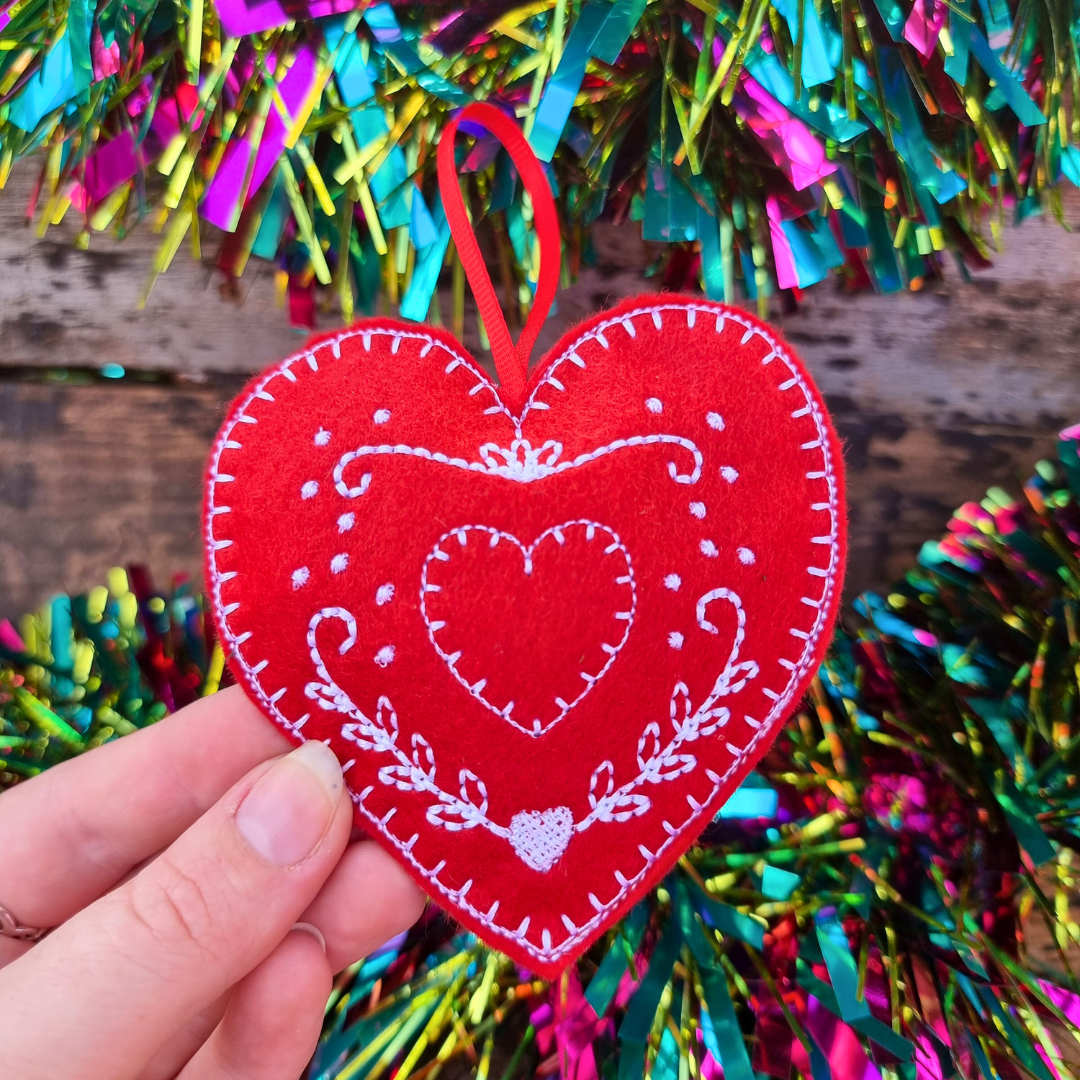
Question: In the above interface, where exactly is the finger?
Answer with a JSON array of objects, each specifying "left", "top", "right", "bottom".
[
  {"left": 1, "top": 844, "right": 170, "bottom": 970},
  {"left": 128, "top": 846, "right": 425, "bottom": 1069},
  {"left": 299, "top": 840, "right": 426, "bottom": 973},
  {"left": 0, "top": 936, "right": 30, "bottom": 969},
  {"left": 0, "top": 685, "right": 290, "bottom": 932},
  {"left": 134, "top": 996, "right": 229, "bottom": 1080},
  {"left": 177, "top": 928, "right": 331, "bottom": 1080},
  {"left": 0, "top": 740, "right": 350, "bottom": 1080}
]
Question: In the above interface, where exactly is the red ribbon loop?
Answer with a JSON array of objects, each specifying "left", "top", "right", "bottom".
[{"left": 437, "top": 102, "right": 561, "bottom": 411}]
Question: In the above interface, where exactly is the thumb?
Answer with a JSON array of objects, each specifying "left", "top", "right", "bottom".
[{"left": 0, "top": 739, "right": 352, "bottom": 1080}]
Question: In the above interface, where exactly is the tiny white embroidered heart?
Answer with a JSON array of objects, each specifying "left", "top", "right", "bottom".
[
  {"left": 420, "top": 520, "right": 636, "bottom": 737},
  {"left": 509, "top": 806, "right": 575, "bottom": 872}
]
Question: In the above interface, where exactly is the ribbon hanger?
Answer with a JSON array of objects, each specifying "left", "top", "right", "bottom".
[{"left": 437, "top": 102, "right": 562, "bottom": 412}]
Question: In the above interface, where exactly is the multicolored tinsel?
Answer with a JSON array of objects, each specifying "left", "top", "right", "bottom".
[
  {"left": 6, "top": 430, "right": 1080, "bottom": 1078},
  {"left": 0, "top": 0, "right": 1075, "bottom": 329},
  {"left": 0, "top": 565, "right": 223, "bottom": 778}
]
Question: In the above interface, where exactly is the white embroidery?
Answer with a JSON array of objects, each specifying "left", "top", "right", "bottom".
[
  {"left": 576, "top": 589, "right": 758, "bottom": 831},
  {"left": 700, "top": 540, "right": 719, "bottom": 557},
  {"left": 330, "top": 553, "right": 348, "bottom": 574},
  {"left": 338, "top": 512, "right": 355, "bottom": 533},
  {"left": 376, "top": 583, "right": 395, "bottom": 606},
  {"left": 646, "top": 397, "right": 663, "bottom": 414},
  {"left": 720, "top": 466, "right": 739, "bottom": 483},
  {"left": 509, "top": 808, "right": 574, "bottom": 872},
  {"left": 291, "top": 567, "right": 310, "bottom": 589},
  {"left": 374, "top": 409, "right": 391, "bottom": 424},
  {"left": 664, "top": 573, "right": 682, "bottom": 591},
  {"left": 335, "top": 467, "right": 372, "bottom": 499},
  {"left": 707, "top": 412, "right": 724, "bottom": 431},
  {"left": 333, "top": 435, "right": 703, "bottom": 493},
  {"left": 668, "top": 632, "right": 684, "bottom": 649},
  {"left": 374, "top": 645, "right": 396, "bottom": 667},
  {"left": 316, "top": 588, "right": 757, "bottom": 865},
  {"left": 420, "top": 521, "right": 635, "bottom": 738},
  {"left": 314, "top": 428, "right": 331, "bottom": 446},
  {"left": 305, "top": 618, "right": 514, "bottom": 837},
  {"left": 690, "top": 502, "right": 706, "bottom": 519},
  {"left": 738, "top": 547, "right": 756, "bottom": 565},
  {"left": 301, "top": 480, "right": 319, "bottom": 499},
  {"left": 205, "top": 299, "right": 842, "bottom": 967}
]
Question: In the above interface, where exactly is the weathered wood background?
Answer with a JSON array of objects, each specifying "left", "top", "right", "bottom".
[{"left": 3, "top": 162, "right": 1080, "bottom": 619}]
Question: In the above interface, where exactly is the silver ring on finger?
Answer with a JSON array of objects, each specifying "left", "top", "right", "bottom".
[{"left": 0, "top": 902, "right": 50, "bottom": 942}]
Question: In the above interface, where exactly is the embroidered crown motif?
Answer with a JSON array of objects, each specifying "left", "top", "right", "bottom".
[{"left": 478, "top": 438, "right": 563, "bottom": 480}]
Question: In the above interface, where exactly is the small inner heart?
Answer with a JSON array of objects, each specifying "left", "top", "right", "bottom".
[
  {"left": 421, "top": 521, "right": 635, "bottom": 736},
  {"left": 509, "top": 807, "right": 575, "bottom": 873}
]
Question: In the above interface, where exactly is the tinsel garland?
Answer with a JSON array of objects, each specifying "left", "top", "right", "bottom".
[
  {"left": 0, "top": 0, "right": 1076, "bottom": 329},
  {"left": 5, "top": 431, "right": 1080, "bottom": 1079}
]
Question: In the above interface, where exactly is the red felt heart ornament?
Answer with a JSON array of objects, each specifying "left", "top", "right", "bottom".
[{"left": 204, "top": 104, "right": 846, "bottom": 976}]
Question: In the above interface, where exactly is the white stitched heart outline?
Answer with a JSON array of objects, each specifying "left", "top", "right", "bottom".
[
  {"left": 508, "top": 807, "right": 574, "bottom": 872},
  {"left": 419, "top": 520, "right": 636, "bottom": 737}
]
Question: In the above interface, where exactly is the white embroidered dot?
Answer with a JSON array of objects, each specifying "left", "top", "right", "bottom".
[
  {"left": 291, "top": 567, "right": 310, "bottom": 589},
  {"left": 720, "top": 466, "right": 739, "bottom": 483},
  {"left": 668, "top": 631, "right": 685, "bottom": 650},
  {"left": 664, "top": 573, "right": 682, "bottom": 591},
  {"left": 314, "top": 428, "right": 331, "bottom": 446},
  {"left": 707, "top": 412, "right": 725, "bottom": 431},
  {"left": 689, "top": 501, "right": 706, "bottom": 519},
  {"left": 300, "top": 480, "right": 319, "bottom": 499},
  {"left": 374, "top": 645, "right": 396, "bottom": 667},
  {"left": 373, "top": 409, "right": 391, "bottom": 424},
  {"left": 376, "top": 583, "right": 395, "bottom": 606},
  {"left": 330, "top": 553, "right": 349, "bottom": 574},
  {"left": 338, "top": 512, "right": 355, "bottom": 533},
  {"left": 700, "top": 540, "right": 719, "bottom": 558},
  {"left": 645, "top": 397, "right": 663, "bottom": 414},
  {"left": 738, "top": 547, "right": 756, "bottom": 565}
]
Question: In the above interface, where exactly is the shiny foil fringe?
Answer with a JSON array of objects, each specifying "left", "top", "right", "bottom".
[{"left": 0, "top": 0, "right": 1075, "bottom": 329}]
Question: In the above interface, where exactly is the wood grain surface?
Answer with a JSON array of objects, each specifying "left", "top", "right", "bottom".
[{"left": 3, "top": 162, "right": 1080, "bottom": 618}]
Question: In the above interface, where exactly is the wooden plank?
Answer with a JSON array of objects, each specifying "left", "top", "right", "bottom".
[
  {"left": 3, "top": 163, "right": 1080, "bottom": 616},
  {"left": 0, "top": 166, "right": 302, "bottom": 374},
  {"left": 0, "top": 376, "right": 243, "bottom": 618}
]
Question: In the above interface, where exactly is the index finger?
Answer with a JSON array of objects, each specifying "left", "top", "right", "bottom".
[{"left": 0, "top": 685, "right": 290, "bottom": 934}]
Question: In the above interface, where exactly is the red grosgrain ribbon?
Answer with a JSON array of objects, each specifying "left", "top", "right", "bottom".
[{"left": 437, "top": 102, "right": 561, "bottom": 411}]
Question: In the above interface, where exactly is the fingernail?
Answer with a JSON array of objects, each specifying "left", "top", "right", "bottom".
[
  {"left": 291, "top": 922, "right": 327, "bottom": 954},
  {"left": 236, "top": 741, "right": 343, "bottom": 866}
]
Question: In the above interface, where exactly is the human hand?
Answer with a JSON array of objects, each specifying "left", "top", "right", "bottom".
[{"left": 0, "top": 684, "right": 426, "bottom": 1079}]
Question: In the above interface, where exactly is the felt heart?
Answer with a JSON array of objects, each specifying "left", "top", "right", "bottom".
[{"left": 204, "top": 105, "right": 846, "bottom": 976}]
